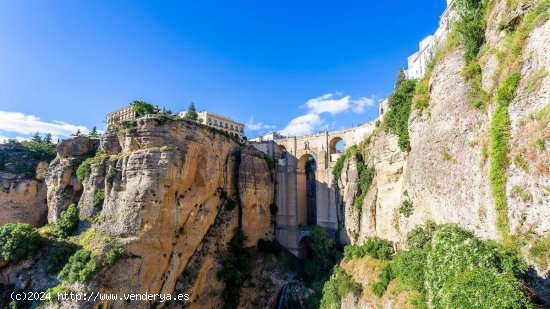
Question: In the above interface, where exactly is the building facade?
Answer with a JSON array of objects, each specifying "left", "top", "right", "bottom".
[
  {"left": 250, "top": 131, "right": 285, "bottom": 142},
  {"left": 405, "top": 0, "right": 455, "bottom": 80},
  {"left": 178, "top": 111, "right": 245, "bottom": 139},
  {"left": 107, "top": 105, "right": 136, "bottom": 126}
]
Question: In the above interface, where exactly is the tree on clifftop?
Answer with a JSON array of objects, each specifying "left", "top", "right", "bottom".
[{"left": 184, "top": 102, "right": 198, "bottom": 121}]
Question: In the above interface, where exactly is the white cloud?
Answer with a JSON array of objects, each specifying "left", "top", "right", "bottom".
[
  {"left": 279, "top": 93, "right": 376, "bottom": 136},
  {"left": 350, "top": 97, "right": 375, "bottom": 113},
  {"left": 0, "top": 110, "right": 89, "bottom": 138},
  {"left": 279, "top": 113, "right": 323, "bottom": 136},
  {"left": 304, "top": 93, "right": 351, "bottom": 115},
  {"left": 0, "top": 135, "right": 28, "bottom": 143},
  {"left": 246, "top": 117, "right": 276, "bottom": 131}
]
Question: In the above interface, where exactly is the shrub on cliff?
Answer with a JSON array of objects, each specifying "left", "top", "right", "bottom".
[
  {"left": 0, "top": 223, "right": 42, "bottom": 263},
  {"left": 384, "top": 77, "right": 417, "bottom": 152},
  {"left": 43, "top": 240, "right": 80, "bottom": 275},
  {"left": 93, "top": 189, "right": 105, "bottom": 209},
  {"left": 58, "top": 249, "right": 97, "bottom": 283},
  {"left": 218, "top": 228, "right": 249, "bottom": 309},
  {"left": 55, "top": 204, "right": 79, "bottom": 238},
  {"left": 76, "top": 157, "right": 93, "bottom": 182},
  {"left": 347, "top": 223, "right": 531, "bottom": 307}
]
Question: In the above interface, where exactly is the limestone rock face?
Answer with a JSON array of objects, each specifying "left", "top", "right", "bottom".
[
  {"left": 0, "top": 173, "right": 47, "bottom": 227},
  {"left": 339, "top": 4, "right": 550, "bottom": 246},
  {"left": 405, "top": 50, "right": 498, "bottom": 240},
  {"left": 71, "top": 119, "right": 276, "bottom": 308},
  {"left": 45, "top": 137, "right": 100, "bottom": 223}
]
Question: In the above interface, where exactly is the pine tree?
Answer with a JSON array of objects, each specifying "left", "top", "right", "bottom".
[
  {"left": 185, "top": 102, "right": 198, "bottom": 121},
  {"left": 74, "top": 129, "right": 81, "bottom": 136},
  {"left": 31, "top": 132, "right": 41, "bottom": 143},
  {"left": 44, "top": 133, "right": 52, "bottom": 144},
  {"left": 396, "top": 67, "right": 407, "bottom": 88},
  {"left": 89, "top": 126, "right": 98, "bottom": 137}
]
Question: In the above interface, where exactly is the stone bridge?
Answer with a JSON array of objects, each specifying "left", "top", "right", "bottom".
[{"left": 252, "top": 120, "right": 377, "bottom": 257}]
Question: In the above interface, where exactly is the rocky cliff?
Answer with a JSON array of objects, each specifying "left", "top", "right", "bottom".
[
  {"left": 335, "top": 0, "right": 550, "bottom": 307},
  {"left": 1, "top": 118, "right": 280, "bottom": 309}
]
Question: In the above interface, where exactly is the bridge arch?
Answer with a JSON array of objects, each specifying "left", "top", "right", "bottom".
[
  {"left": 328, "top": 136, "right": 346, "bottom": 162},
  {"left": 297, "top": 153, "right": 317, "bottom": 227}
]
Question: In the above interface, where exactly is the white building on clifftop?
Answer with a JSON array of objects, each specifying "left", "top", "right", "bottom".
[{"left": 405, "top": 0, "right": 456, "bottom": 80}]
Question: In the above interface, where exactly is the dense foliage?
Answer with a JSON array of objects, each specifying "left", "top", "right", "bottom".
[
  {"left": 356, "top": 223, "right": 531, "bottom": 308},
  {"left": 22, "top": 133, "right": 57, "bottom": 162},
  {"left": 353, "top": 164, "right": 375, "bottom": 213},
  {"left": 319, "top": 267, "right": 361, "bottom": 309},
  {"left": 93, "top": 189, "right": 105, "bottom": 209},
  {"left": 455, "top": 0, "right": 485, "bottom": 63},
  {"left": 217, "top": 228, "right": 249, "bottom": 309},
  {"left": 0, "top": 134, "right": 56, "bottom": 176},
  {"left": 76, "top": 157, "right": 93, "bottom": 182},
  {"left": 184, "top": 102, "right": 199, "bottom": 120},
  {"left": 384, "top": 78, "right": 417, "bottom": 151},
  {"left": 55, "top": 204, "right": 79, "bottom": 238},
  {"left": 130, "top": 100, "right": 157, "bottom": 117},
  {"left": 58, "top": 249, "right": 97, "bottom": 283},
  {"left": 343, "top": 237, "right": 393, "bottom": 261},
  {"left": 43, "top": 241, "right": 80, "bottom": 275},
  {"left": 105, "top": 247, "right": 125, "bottom": 265},
  {"left": 0, "top": 223, "right": 42, "bottom": 263}
]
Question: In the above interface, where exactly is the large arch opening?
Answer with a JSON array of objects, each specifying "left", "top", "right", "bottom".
[
  {"left": 297, "top": 154, "right": 317, "bottom": 227},
  {"left": 329, "top": 137, "right": 346, "bottom": 162}
]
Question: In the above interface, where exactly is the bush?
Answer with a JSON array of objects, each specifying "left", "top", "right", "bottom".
[
  {"left": 353, "top": 164, "right": 375, "bottom": 213},
  {"left": 0, "top": 223, "right": 42, "bottom": 263},
  {"left": 43, "top": 241, "right": 80, "bottom": 275},
  {"left": 303, "top": 226, "right": 339, "bottom": 283},
  {"left": 130, "top": 100, "right": 157, "bottom": 117},
  {"left": 217, "top": 229, "right": 249, "bottom": 309},
  {"left": 343, "top": 237, "right": 393, "bottom": 261},
  {"left": 93, "top": 189, "right": 105, "bottom": 209},
  {"left": 425, "top": 225, "right": 528, "bottom": 308},
  {"left": 441, "top": 269, "right": 531, "bottom": 308},
  {"left": 332, "top": 153, "right": 347, "bottom": 181},
  {"left": 105, "top": 247, "right": 124, "bottom": 265},
  {"left": 76, "top": 158, "right": 93, "bottom": 182},
  {"left": 529, "top": 235, "right": 550, "bottom": 269},
  {"left": 320, "top": 267, "right": 361, "bottom": 309},
  {"left": 399, "top": 200, "right": 414, "bottom": 218},
  {"left": 393, "top": 249, "right": 427, "bottom": 291},
  {"left": 406, "top": 221, "right": 437, "bottom": 250},
  {"left": 55, "top": 204, "right": 79, "bottom": 238},
  {"left": 454, "top": 0, "right": 485, "bottom": 63},
  {"left": 384, "top": 78, "right": 417, "bottom": 152},
  {"left": 58, "top": 249, "right": 97, "bottom": 283},
  {"left": 371, "top": 262, "right": 395, "bottom": 298}
]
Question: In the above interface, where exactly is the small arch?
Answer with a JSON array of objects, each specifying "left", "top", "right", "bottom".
[{"left": 329, "top": 136, "right": 346, "bottom": 162}]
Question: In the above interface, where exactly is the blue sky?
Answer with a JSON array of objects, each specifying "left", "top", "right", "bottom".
[{"left": 0, "top": 0, "right": 446, "bottom": 141}]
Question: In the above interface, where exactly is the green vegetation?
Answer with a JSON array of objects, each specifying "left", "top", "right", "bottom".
[
  {"left": 319, "top": 266, "right": 362, "bottom": 309},
  {"left": 93, "top": 189, "right": 105, "bottom": 209},
  {"left": 217, "top": 228, "right": 249, "bottom": 309},
  {"left": 350, "top": 223, "right": 532, "bottom": 307},
  {"left": 399, "top": 200, "right": 414, "bottom": 218},
  {"left": 76, "top": 157, "right": 93, "bottom": 182},
  {"left": 0, "top": 223, "right": 42, "bottom": 263},
  {"left": 58, "top": 249, "right": 98, "bottom": 283},
  {"left": 343, "top": 237, "right": 393, "bottom": 261},
  {"left": 130, "top": 100, "right": 157, "bottom": 117},
  {"left": 43, "top": 241, "right": 80, "bottom": 275},
  {"left": 43, "top": 284, "right": 69, "bottom": 304},
  {"left": 353, "top": 164, "right": 375, "bottom": 213},
  {"left": 489, "top": 74, "right": 519, "bottom": 243},
  {"left": 384, "top": 75, "right": 417, "bottom": 151},
  {"left": 332, "top": 152, "right": 347, "bottom": 181},
  {"left": 371, "top": 262, "right": 395, "bottom": 297},
  {"left": 184, "top": 102, "right": 199, "bottom": 120},
  {"left": 529, "top": 234, "right": 550, "bottom": 269},
  {"left": 455, "top": 0, "right": 486, "bottom": 63},
  {"left": 55, "top": 204, "right": 79, "bottom": 238},
  {"left": 105, "top": 247, "right": 125, "bottom": 265},
  {"left": 22, "top": 132, "right": 57, "bottom": 162},
  {"left": 300, "top": 226, "right": 341, "bottom": 309}
]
